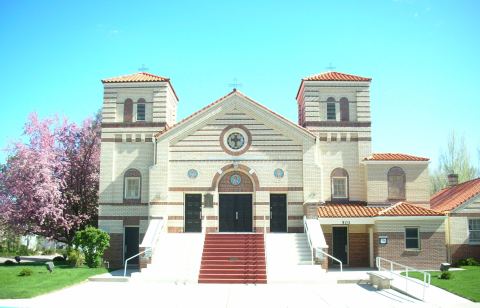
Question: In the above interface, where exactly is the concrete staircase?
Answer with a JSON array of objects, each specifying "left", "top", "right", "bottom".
[
  {"left": 198, "top": 233, "right": 267, "bottom": 284},
  {"left": 266, "top": 233, "right": 327, "bottom": 283},
  {"left": 131, "top": 233, "right": 205, "bottom": 283}
]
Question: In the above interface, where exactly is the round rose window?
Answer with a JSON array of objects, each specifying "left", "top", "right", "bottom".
[{"left": 227, "top": 132, "right": 245, "bottom": 150}]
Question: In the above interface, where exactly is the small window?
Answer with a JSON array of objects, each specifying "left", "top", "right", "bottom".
[
  {"left": 136, "top": 104, "right": 146, "bottom": 121},
  {"left": 340, "top": 97, "right": 349, "bottom": 122},
  {"left": 124, "top": 169, "right": 141, "bottom": 201},
  {"left": 469, "top": 219, "right": 480, "bottom": 244},
  {"left": 332, "top": 178, "right": 347, "bottom": 198},
  {"left": 405, "top": 227, "right": 420, "bottom": 249},
  {"left": 327, "top": 103, "right": 336, "bottom": 120},
  {"left": 331, "top": 168, "right": 349, "bottom": 199},
  {"left": 125, "top": 177, "right": 140, "bottom": 199},
  {"left": 388, "top": 167, "right": 406, "bottom": 200}
]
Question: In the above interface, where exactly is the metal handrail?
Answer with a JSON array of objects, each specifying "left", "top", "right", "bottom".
[
  {"left": 303, "top": 216, "right": 315, "bottom": 265},
  {"left": 123, "top": 218, "right": 165, "bottom": 277},
  {"left": 303, "top": 216, "right": 342, "bottom": 271},
  {"left": 317, "top": 249, "right": 343, "bottom": 272},
  {"left": 123, "top": 248, "right": 151, "bottom": 277},
  {"left": 376, "top": 256, "right": 431, "bottom": 300}
]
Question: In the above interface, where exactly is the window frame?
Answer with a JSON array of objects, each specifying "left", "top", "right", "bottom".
[
  {"left": 405, "top": 227, "right": 420, "bottom": 250},
  {"left": 326, "top": 102, "right": 336, "bottom": 120},
  {"left": 468, "top": 219, "right": 480, "bottom": 245},
  {"left": 332, "top": 177, "right": 348, "bottom": 199},
  {"left": 124, "top": 177, "right": 141, "bottom": 200},
  {"left": 331, "top": 168, "right": 349, "bottom": 201},
  {"left": 136, "top": 103, "right": 146, "bottom": 122}
]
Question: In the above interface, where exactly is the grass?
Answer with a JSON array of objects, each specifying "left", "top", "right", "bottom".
[
  {"left": 403, "top": 266, "right": 480, "bottom": 302},
  {"left": 0, "top": 261, "right": 108, "bottom": 299}
]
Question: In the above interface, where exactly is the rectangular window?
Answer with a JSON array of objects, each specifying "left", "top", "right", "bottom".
[
  {"left": 136, "top": 104, "right": 146, "bottom": 121},
  {"left": 405, "top": 227, "right": 420, "bottom": 249},
  {"left": 469, "top": 219, "right": 480, "bottom": 244},
  {"left": 125, "top": 177, "right": 140, "bottom": 199},
  {"left": 327, "top": 103, "right": 336, "bottom": 120},
  {"left": 332, "top": 178, "right": 347, "bottom": 198}
]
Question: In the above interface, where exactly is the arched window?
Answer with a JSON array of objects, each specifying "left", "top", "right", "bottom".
[
  {"left": 326, "top": 97, "right": 336, "bottom": 120},
  {"left": 340, "top": 97, "right": 349, "bottom": 122},
  {"left": 124, "top": 169, "right": 141, "bottom": 201},
  {"left": 331, "top": 168, "right": 349, "bottom": 200},
  {"left": 388, "top": 167, "right": 406, "bottom": 200},
  {"left": 124, "top": 99, "right": 133, "bottom": 123}
]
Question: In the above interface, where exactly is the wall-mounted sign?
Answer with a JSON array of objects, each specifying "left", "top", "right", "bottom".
[{"left": 379, "top": 236, "right": 388, "bottom": 245}]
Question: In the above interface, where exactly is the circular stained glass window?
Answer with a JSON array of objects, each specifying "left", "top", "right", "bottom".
[
  {"left": 274, "top": 168, "right": 284, "bottom": 178},
  {"left": 230, "top": 174, "right": 242, "bottom": 186},
  {"left": 187, "top": 169, "right": 198, "bottom": 179},
  {"left": 227, "top": 132, "right": 245, "bottom": 150}
]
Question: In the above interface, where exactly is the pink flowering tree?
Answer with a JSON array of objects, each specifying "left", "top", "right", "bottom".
[{"left": 0, "top": 113, "right": 100, "bottom": 245}]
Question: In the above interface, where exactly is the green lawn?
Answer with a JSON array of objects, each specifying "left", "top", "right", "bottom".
[
  {"left": 404, "top": 266, "right": 480, "bottom": 302},
  {"left": 0, "top": 262, "right": 108, "bottom": 299}
]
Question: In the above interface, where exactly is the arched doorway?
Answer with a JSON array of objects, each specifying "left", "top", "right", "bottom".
[{"left": 218, "top": 171, "right": 253, "bottom": 232}]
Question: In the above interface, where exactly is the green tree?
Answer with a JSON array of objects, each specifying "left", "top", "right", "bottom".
[
  {"left": 430, "top": 131, "right": 478, "bottom": 194},
  {"left": 73, "top": 227, "right": 110, "bottom": 268}
]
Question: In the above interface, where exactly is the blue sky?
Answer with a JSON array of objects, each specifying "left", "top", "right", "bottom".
[{"left": 1, "top": 0, "right": 479, "bottom": 168}]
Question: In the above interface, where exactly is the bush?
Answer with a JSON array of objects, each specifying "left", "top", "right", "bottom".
[
  {"left": 42, "top": 248, "right": 55, "bottom": 255},
  {"left": 4, "top": 260, "right": 15, "bottom": 266},
  {"left": 67, "top": 250, "right": 85, "bottom": 267},
  {"left": 439, "top": 271, "right": 453, "bottom": 280},
  {"left": 52, "top": 256, "right": 66, "bottom": 262},
  {"left": 457, "top": 257, "right": 480, "bottom": 266},
  {"left": 73, "top": 227, "right": 110, "bottom": 268},
  {"left": 18, "top": 268, "right": 33, "bottom": 276},
  {"left": 17, "top": 245, "right": 34, "bottom": 256}
]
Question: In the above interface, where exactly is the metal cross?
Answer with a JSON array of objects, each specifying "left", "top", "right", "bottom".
[
  {"left": 228, "top": 78, "right": 242, "bottom": 90},
  {"left": 325, "top": 62, "right": 336, "bottom": 71},
  {"left": 138, "top": 64, "right": 149, "bottom": 72}
]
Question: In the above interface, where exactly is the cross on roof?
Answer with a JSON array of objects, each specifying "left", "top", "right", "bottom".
[
  {"left": 138, "top": 64, "right": 149, "bottom": 72},
  {"left": 325, "top": 62, "right": 336, "bottom": 71},
  {"left": 228, "top": 78, "right": 242, "bottom": 90}
]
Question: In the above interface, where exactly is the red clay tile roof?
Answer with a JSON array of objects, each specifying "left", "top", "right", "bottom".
[
  {"left": 378, "top": 202, "right": 443, "bottom": 216},
  {"left": 102, "top": 72, "right": 170, "bottom": 83},
  {"left": 364, "top": 153, "right": 430, "bottom": 161},
  {"left": 317, "top": 202, "right": 443, "bottom": 218},
  {"left": 430, "top": 178, "right": 480, "bottom": 212},
  {"left": 317, "top": 203, "right": 382, "bottom": 217},
  {"left": 154, "top": 89, "right": 315, "bottom": 139},
  {"left": 303, "top": 71, "right": 371, "bottom": 82}
]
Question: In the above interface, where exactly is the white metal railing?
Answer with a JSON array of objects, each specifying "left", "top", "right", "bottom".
[
  {"left": 303, "top": 216, "right": 342, "bottom": 271},
  {"left": 317, "top": 249, "right": 343, "bottom": 272},
  {"left": 376, "top": 256, "right": 431, "bottom": 301},
  {"left": 123, "top": 217, "right": 165, "bottom": 277}
]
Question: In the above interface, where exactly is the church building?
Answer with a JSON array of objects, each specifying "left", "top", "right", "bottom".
[{"left": 98, "top": 71, "right": 446, "bottom": 279}]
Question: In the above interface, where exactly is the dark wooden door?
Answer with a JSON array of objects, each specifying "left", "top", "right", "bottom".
[
  {"left": 219, "top": 194, "right": 252, "bottom": 232},
  {"left": 185, "top": 194, "right": 202, "bottom": 232},
  {"left": 332, "top": 226, "right": 348, "bottom": 265},
  {"left": 270, "top": 194, "right": 287, "bottom": 232},
  {"left": 124, "top": 227, "right": 139, "bottom": 265}
]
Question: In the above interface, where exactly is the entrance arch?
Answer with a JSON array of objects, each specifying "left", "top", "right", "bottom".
[{"left": 217, "top": 169, "right": 254, "bottom": 232}]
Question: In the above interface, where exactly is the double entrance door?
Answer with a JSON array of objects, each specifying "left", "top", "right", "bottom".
[{"left": 219, "top": 194, "right": 252, "bottom": 232}]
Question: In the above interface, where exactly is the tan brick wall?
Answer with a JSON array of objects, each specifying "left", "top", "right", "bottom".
[{"left": 366, "top": 163, "right": 430, "bottom": 205}]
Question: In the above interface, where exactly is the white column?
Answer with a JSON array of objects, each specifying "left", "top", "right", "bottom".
[{"left": 369, "top": 226, "right": 374, "bottom": 268}]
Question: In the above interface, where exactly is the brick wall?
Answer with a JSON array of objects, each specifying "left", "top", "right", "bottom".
[
  {"left": 450, "top": 244, "right": 480, "bottom": 262},
  {"left": 349, "top": 233, "right": 369, "bottom": 267},
  {"left": 103, "top": 233, "right": 123, "bottom": 269},
  {"left": 374, "top": 232, "right": 446, "bottom": 269}
]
